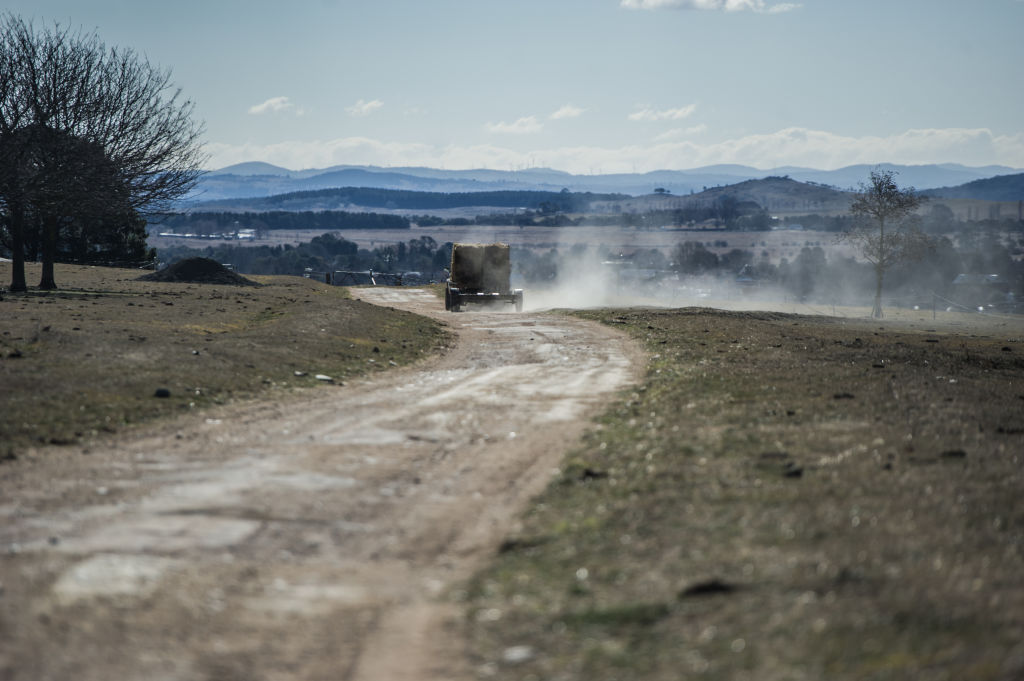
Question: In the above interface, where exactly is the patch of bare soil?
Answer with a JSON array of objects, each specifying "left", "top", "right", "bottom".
[{"left": 0, "top": 288, "right": 643, "bottom": 681}]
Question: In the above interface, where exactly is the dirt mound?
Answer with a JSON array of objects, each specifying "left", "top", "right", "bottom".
[{"left": 138, "top": 258, "right": 260, "bottom": 286}]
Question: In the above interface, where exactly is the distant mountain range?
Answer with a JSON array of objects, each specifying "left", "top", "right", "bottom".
[{"left": 188, "top": 162, "right": 1024, "bottom": 206}]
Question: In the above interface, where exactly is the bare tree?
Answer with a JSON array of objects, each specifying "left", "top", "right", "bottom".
[
  {"left": 0, "top": 18, "right": 32, "bottom": 292},
  {"left": 841, "top": 168, "right": 930, "bottom": 318},
  {"left": 0, "top": 14, "right": 205, "bottom": 290}
]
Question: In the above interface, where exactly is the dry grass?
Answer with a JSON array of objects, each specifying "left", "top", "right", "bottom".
[
  {"left": 466, "top": 306, "right": 1024, "bottom": 680},
  {"left": 0, "top": 262, "right": 449, "bottom": 457}
]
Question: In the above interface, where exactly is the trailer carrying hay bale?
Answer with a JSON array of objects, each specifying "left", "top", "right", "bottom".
[
  {"left": 445, "top": 242, "right": 523, "bottom": 312},
  {"left": 449, "top": 243, "right": 511, "bottom": 294}
]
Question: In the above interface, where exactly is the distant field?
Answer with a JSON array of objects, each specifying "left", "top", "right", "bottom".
[{"left": 149, "top": 225, "right": 860, "bottom": 265}]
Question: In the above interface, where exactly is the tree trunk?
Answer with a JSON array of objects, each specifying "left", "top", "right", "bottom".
[
  {"left": 872, "top": 216, "right": 886, "bottom": 318},
  {"left": 38, "top": 214, "right": 58, "bottom": 290},
  {"left": 872, "top": 265, "right": 884, "bottom": 319},
  {"left": 7, "top": 203, "right": 28, "bottom": 292}
]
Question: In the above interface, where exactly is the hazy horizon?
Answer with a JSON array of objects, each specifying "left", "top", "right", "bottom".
[{"left": 207, "top": 159, "right": 1024, "bottom": 176}]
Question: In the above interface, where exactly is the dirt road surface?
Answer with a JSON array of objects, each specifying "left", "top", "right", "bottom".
[{"left": 0, "top": 289, "right": 642, "bottom": 681}]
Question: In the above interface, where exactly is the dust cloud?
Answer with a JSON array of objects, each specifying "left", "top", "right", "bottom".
[{"left": 514, "top": 243, "right": 830, "bottom": 316}]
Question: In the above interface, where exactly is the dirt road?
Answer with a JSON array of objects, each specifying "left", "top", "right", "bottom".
[{"left": 0, "top": 289, "right": 642, "bottom": 681}]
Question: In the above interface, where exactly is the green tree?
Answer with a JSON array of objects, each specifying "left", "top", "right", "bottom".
[
  {"left": 671, "top": 241, "right": 719, "bottom": 274},
  {"left": 0, "top": 14, "right": 204, "bottom": 290},
  {"left": 923, "top": 203, "right": 956, "bottom": 234},
  {"left": 14, "top": 124, "right": 133, "bottom": 286},
  {"left": 715, "top": 195, "right": 739, "bottom": 227},
  {"left": 841, "top": 169, "right": 930, "bottom": 318},
  {"left": 784, "top": 246, "right": 827, "bottom": 300}
]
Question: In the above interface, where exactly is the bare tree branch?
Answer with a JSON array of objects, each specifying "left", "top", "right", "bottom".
[{"left": 0, "top": 13, "right": 206, "bottom": 289}]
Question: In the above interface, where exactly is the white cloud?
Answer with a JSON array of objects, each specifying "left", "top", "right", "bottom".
[
  {"left": 763, "top": 3, "right": 800, "bottom": 13},
  {"left": 346, "top": 99, "right": 384, "bottom": 117},
  {"left": 654, "top": 125, "right": 709, "bottom": 141},
  {"left": 621, "top": 0, "right": 800, "bottom": 12},
  {"left": 629, "top": 104, "right": 697, "bottom": 121},
  {"left": 248, "top": 96, "right": 297, "bottom": 115},
  {"left": 690, "top": 127, "right": 1024, "bottom": 170},
  {"left": 204, "top": 127, "right": 1024, "bottom": 175},
  {"left": 550, "top": 104, "right": 585, "bottom": 120},
  {"left": 485, "top": 116, "right": 544, "bottom": 134}
]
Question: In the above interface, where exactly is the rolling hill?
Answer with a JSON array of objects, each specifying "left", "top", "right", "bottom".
[
  {"left": 182, "top": 177, "right": 851, "bottom": 218},
  {"left": 923, "top": 172, "right": 1024, "bottom": 201},
  {"left": 620, "top": 176, "right": 854, "bottom": 215},
  {"left": 180, "top": 172, "right": 1021, "bottom": 221}
]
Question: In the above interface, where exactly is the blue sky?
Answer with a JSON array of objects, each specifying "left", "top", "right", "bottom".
[{"left": 7, "top": 0, "right": 1024, "bottom": 172}]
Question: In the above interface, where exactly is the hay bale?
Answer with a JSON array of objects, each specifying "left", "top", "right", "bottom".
[{"left": 450, "top": 243, "right": 511, "bottom": 293}]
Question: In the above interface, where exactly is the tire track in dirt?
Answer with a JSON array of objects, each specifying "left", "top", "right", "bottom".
[{"left": 0, "top": 288, "right": 643, "bottom": 681}]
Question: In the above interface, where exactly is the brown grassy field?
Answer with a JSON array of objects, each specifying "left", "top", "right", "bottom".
[
  {"left": 0, "top": 262, "right": 449, "bottom": 457},
  {"left": 4, "top": 260, "right": 1024, "bottom": 679},
  {"left": 466, "top": 306, "right": 1024, "bottom": 680}
]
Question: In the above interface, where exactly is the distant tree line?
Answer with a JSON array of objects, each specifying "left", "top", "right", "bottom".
[
  {"left": 158, "top": 210, "right": 410, "bottom": 232},
  {"left": 212, "top": 186, "right": 629, "bottom": 213},
  {"left": 412, "top": 210, "right": 582, "bottom": 228},
  {"left": 157, "top": 233, "right": 451, "bottom": 278},
  {"left": 165, "top": 194, "right": 1022, "bottom": 240},
  {"left": 601, "top": 197, "right": 769, "bottom": 231}
]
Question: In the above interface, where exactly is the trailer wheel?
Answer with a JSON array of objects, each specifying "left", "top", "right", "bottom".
[{"left": 449, "top": 287, "right": 462, "bottom": 312}]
